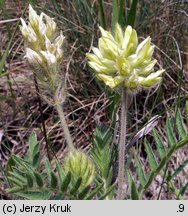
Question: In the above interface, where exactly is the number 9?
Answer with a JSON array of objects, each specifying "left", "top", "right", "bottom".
[{"left": 179, "top": 204, "right": 184, "bottom": 212}]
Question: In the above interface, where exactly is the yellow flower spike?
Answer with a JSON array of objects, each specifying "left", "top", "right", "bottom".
[
  {"left": 21, "top": 4, "right": 66, "bottom": 104},
  {"left": 87, "top": 23, "right": 165, "bottom": 92}
]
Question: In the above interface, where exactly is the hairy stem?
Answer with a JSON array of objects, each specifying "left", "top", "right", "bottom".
[
  {"left": 55, "top": 101, "right": 75, "bottom": 151},
  {"left": 117, "top": 88, "right": 128, "bottom": 200}
]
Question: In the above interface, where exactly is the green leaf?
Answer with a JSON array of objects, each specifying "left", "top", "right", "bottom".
[
  {"left": 118, "top": 0, "right": 126, "bottom": 27},
  {"left": 179, "top": 182, "right": 188, "bottom": 197},
  {"left": 153, "top": 129, "right": 166, "bottom": 159},
  {"left": 15, "top": 191, "right": 52, "bottom": 200},
  {"left": 144, "top": 144, "right": 177, "bottom": 192},
  {"left": 32, "top": 152, "right": 40, "bottom": 169},
  {"left": 85, "top": 182, "right": 104, "bottom": 200},
  {"left": 112, "top": 0, "right": 119, "bottom": 31},
  {"left": 12, "top": 155, "right": 34, "bottom": 171},
  {"left": 135, "top": 155, "right": 147, "bottom": 187},
  {"left": 61, "top": 172, "right": 71, "bottom": 193},
  {"left": 50, "top": 171, "right": 58, "bottom": 189},
  {"left": 98, "top": 0, "right": 106, "bottom": 29},
  {"left": 167, "top": 159, "right": 188, "bottom": 182},
  {"left": 55, "top": 159, "right": 65, "bottom": 183},
  {"left": 127, "top": 0, "right": 138, "bottom": 27},
  {"left": 70, "top": 177, "right": 82, "bottom": 195},
  {"left": 34, "top": 172, "right": 44, "bottom": 187},
  {"left": 7, "top": 177, "right": 24, "bottom": 187},
  {"left": 127, "top": 170, "right": 139, "bottom": 200},
  {"left": 28, "top": 132, "right": 38, "bottom": 156},
  {"left": 27, "top": 132, "right": 40, "bottom": 168},
  {"left": 143, "top": 172, "right": 155, "bottom": 191},
  {"left": 185, "top": 101, "right": 188, "bottom": 124},
  {"left": 51, "top": 0, "right": 62, "bottom": 14},
  {"left": 91, "top": 126, "right": 113, "bottom": 180},
  {"left": 44, "top": 158, "right": 52, "bottom": 173},
  {"left": 176, "top": 109, "right": 187, "bottom": 139},
  {"left": 131, "top": 177, "right": 139, "bottom": 200},
  {"left": 53, "top": 194, "right": 64, "bottom": 200},
  {"left": 176, "top": 135, "right": 188, "bottom": 149},
  {"left": 7, "top": 187, "right": 23, "bottom": 193},
  {"left": 44, "top": 158, "right": 58, "bottom": 188},
  {"left": 144, "top": 139, "right": 158, "bottom": 171},
  {"left": 166, "top": 118, "right": 176, "bottom": 147},
  {"left": 44, "top": 157, "right": 52, "bottom": 185},
  {"left": 8, "top": 171, "right": 27, "bottom": 185},
  {"left": 6, "top": 157, "right": 16, "bottom": 176},
  {"left": 106, "top": 166, "right": 113, "bottom": 187},
  {"left": 78, "top": 186, "right": 90, "bottom": 200},
  {"left": 25, "top": 173, "right": 34, "bottom": 188},
  {"left": 99, "top": 183, "right": 116, "bottom": 200}
]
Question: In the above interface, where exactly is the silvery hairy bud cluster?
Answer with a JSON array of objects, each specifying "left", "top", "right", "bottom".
[
  {"left": 64, "top": 151, "right": 95, "bottom": 190},
  {"left": 20, "top": 4, "right": 65, "bottom": 104},
  {"left": 87, "top": 23, "right": 165, "bottom": 92}
]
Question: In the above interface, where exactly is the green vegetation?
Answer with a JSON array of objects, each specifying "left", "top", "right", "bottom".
[{"left": 0, "top": 0, "right": 188, "bottom": 200}]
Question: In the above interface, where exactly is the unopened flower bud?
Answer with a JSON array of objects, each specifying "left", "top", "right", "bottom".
[
  {"left": 25, "top": 48, "right": 42, "bottom": 68},
  {"left": 20, "top": 18, "right": 37, "bottom": 43},
  {"left": 29, "top": 4, "right": 40, "bottom": 29},
  {"left": 64, "top": 151, "right": 95, "bottom": 189},
  {"left": 97, "top": 74, "right": 124, "bottom": 89},
  {"left": 139, "top": 69, "right": 164, "bottom": 88},
  {"left": 40, "top": 51, "right": 57, "bottom": 68},
  {"left": 44, "top": 14, "right": 57, "bottom": 39}
]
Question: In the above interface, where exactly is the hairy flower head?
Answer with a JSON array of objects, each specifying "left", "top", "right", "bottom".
[
  {"left": 64, "top": 151, "right": 95, "bottom": 190},
  {"left": 87, "top": 23, "right": 165, "bottom": 92},
  {"left": 20, "top": 4, "right": 65, "bottom": 104}
]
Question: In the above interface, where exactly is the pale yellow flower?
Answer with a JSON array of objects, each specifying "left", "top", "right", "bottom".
[
  {"left": 20, "top": 4, "right": 66, "bottom": 103},
  {"left": 64, "top": 151, "right": 95, "bottom": 190},
  {"left": 87, "top": 23, "right": 165, "bottom": 92}
]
